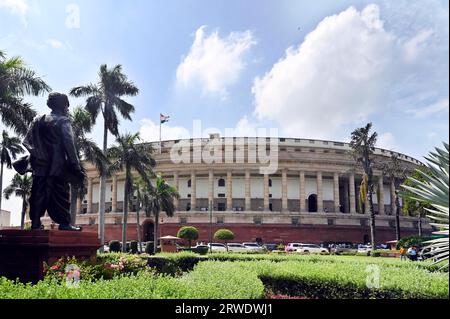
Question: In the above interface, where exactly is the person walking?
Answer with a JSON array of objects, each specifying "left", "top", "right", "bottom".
[{"left": 399, "top": 246, "right": 407, "bottom": 261}]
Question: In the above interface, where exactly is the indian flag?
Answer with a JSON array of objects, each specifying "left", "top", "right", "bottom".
[{"left": 160, "top": 113, "right": 170, "bottom": 124}]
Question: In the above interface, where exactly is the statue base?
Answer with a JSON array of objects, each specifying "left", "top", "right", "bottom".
[{"left": 0, "top": 229, "right": 101, "bottom": 283}]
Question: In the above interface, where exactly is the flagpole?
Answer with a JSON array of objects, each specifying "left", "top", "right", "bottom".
[{"left": 159, "top": 119, "right": 162, "bottom": 154}]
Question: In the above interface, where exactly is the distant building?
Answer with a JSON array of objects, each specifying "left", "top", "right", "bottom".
[{"left": 0, "top": 210, "right": 11, "bottom": 229}]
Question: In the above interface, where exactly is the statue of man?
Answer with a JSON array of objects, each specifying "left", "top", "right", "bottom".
[{"left": 23, "top": 93, "right": 85, "bottom": 231}]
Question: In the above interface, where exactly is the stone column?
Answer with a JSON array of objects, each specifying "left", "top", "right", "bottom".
[
  {"left": 334, "top": 172, "right": 340, "bottom": 213},
  {"left": 208, "top": 170, "right": 214, "bottom": 210},
  {"left": 378, "top": 175, "right": 385, "bottom": 215},
  {"left": 190, "top": 171, "right": 197, "bottom": 211},
  {"left": 111, "top": 175, "right": 118, "bottom": 213},
  {"left": 343, "top": 181, "right": 349, "bottom": 214},
  {"left": 317, "top": 172, "right": 323, "bottom": 213},
  {"left": 282, "top": 169, "right": 288, "bottom": 212},
  {"left": 87, "top": 178, "right": 93, "bottom": 214},
  {"left": 299, "top": 171, "right": 305, "bottom": 212},
  {"left": 245, "top": 170, "right": 251, "bottom": 211},
  {"left": 226, "top": 171, "right": 232, "bottom": 211},
  {"left": 264, "top": 174, "right": 270, "bottom": 211},
  {"left": 173, "top": 171, "right": 179, "bottom": 210},
  {"left": 76, "top": 197, "right": 82, "bottom": 215},
  {"left": 349, "top": 173, "right": 356, "bottom": 214}
]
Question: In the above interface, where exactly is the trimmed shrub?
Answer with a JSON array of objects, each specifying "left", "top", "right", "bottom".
[
  {"left": 177, "top": 226, "right": 199, "bottom": 248},
  {"left": 130, "top": 241, "right": 139, "bottom": 254},
  {"left": 145, "top": 242, "right": 155, "bottom": 255},
  {"left": 109, "top": 240, "right": 121, "bottom": 253}
]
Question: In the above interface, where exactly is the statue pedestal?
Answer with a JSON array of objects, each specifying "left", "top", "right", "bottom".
[{"left": 0, "top": 229, "right": 101, "bottom": 283}]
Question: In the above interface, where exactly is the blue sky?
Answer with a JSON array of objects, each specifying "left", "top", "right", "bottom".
[{"left": 1, "top": 0, "right": 449, "bottom": 225}]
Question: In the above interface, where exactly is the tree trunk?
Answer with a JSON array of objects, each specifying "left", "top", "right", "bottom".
[
  {"left": 418, "top": 214, "right": 423, "bottom": 237},
  {"left": 98, "top": 120, "right": 108, "bottom": 250},
  {"left": 21, "top": 197, "right": 26, "bottom": 230},
  {"left": 136, "top": 209, "right": 142, "bottom": 253},
  {"left": 368, "top": 181, "right": 376, "bottom": 250},
  {"left": 0, "top": 162, "right": 4, "bottom": 212},
  {"left": 70, "top": 185, "right": 78, "bottom": 225},
  {"left": 122, "top": 172, "right": 129, "bottom": 253},
  {"left": 153, "top": 211, "right": 159, "bottom": 254},
  {"left": 395, "top": 192, "right": 401, "bottom": 241}
]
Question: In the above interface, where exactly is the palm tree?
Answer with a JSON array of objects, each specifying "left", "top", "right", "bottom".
[
  {"left": 147, "top": 174, "right": 179, "bottom": 254},
  {"left": 0, "top": 50, "right": 51, "bottom": 136},
  {"left": 1, "top": 130, "right": 24, "bottom": 211},
  {"left": 401, "top": 143, "right": 448, "bottom": 269},
  {"left": 382, "top": 154, "right": 408, "bottom": 241},
  {"left": 132, "top": 177, "right": 152, "bottom": 253},
  {"left": 70, "top": 64, "right": 138, "bottom": 246},
  {"left": 69, "top": 106, "right": 108, "bottom": 224},
  {"left": 3, "top": 173, "right": 32, "bottom": 229},
  {"left": 107, "top": 133, "right": 155, "bottom": 253},
  {"left": 350, "top": 123, "right": 378, "bottom": 250}
]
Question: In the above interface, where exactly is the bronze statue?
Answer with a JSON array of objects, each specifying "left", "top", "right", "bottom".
[{"left": 20, "top": 93, "right": 85, "bottom": 231}]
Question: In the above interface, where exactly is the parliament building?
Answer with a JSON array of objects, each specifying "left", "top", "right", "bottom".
[{"left": 42, "top": 136, "right": 431, "bottom": 244}]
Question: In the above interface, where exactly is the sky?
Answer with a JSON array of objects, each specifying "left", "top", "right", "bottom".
[{"left": 1, "top": 0, "right": 449, "bottom": 225}]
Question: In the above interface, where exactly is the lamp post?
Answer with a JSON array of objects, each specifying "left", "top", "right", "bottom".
[{"left": 209, "top": 200, "right": 213, "bottom": 253}]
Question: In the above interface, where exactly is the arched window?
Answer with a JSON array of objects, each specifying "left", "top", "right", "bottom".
[
  {"left": 268, "top": 179, "right": 272, "bottom": 187},
  {"left": 218, "top": 178, "right": 226, "bottom": 187},
  {"left": 187, "top": 179, "right": 191, "bottom": 187},
  {"left": 308, "top": 194, "right": 318, "bottom": 212}
]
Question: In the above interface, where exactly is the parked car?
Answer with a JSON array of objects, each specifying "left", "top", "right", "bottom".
[
  {"left": 285, "top": 243, "right": 303, "bottom": 252},
  {"left": 262, "top": 243, "right": 279, "bottom": 252},
  {"left": 295, "top": 244, "right": 329, "bottom": 254},
  {"left": 227, "top": 243, "right": 248, "bottom": 253},
  {"left": 242, "top": 242, "right": 265, "bottom": 252},
  {"left": 330, "top": 243, "right": 358, "bottom": 255},
  {"left": 207, "top": 243, "right": 227, "bottom": 252},
  {"left": 357, "top": 244, "right": 372, "bottom": 255}
]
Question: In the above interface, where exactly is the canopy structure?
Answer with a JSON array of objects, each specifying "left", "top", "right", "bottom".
[
  {"left": 159, "top": 235, "right": 180, "bottom": 240},
  {"left": 386, "top": 240, "right": 398, "bottom": 244}
]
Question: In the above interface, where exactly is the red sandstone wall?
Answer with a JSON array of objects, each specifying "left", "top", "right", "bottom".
[{"left": 87, "top": 223, "right": 425, "bottom": 245}]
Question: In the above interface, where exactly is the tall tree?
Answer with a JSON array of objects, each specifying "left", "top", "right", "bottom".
[
  {"left": 131, "top": 177, "right": 151, "bottom": 253},
  {"left": 0, "top": 130, "right": 24, "bottom": 211},
  {"left": 0, "top": 50, "right": 51, "bottom": 136},
  {"left": 3, "top": 173, "right": 32, "bottom": 229},
  {"left": 107, "top": 133, "right": 154, "bottom": 253},
  {"left": 350, "top": 123, "right": 378, "bottom": 250},
  {"left": 382, "top": 154, "right": 408, "bottom": 241},
  {"left": 147, "top": 174, "right": 179, "bottom": 254},
  {"left": 69, "top": 106, "right": 108, "bottom": 224},
  {"left": 70, "top": 64, "right": 138, "bottom": 246}
]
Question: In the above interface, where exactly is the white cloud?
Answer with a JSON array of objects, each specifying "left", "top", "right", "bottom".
[
  {"left": 377, "top": 132, "right": 398, "bottom": 151},
  {"left": 403, "top": 29, "right": 434, "bottom": 62},
  {"left": 45, "top": 39, "right": 64, "bottom": 49},
  {"left": 176, "top": 26, "right": 256, "bottom": 98},
  {"left": 139, "top": 119, "right": 191, "bottom": 142},
  {"left": 0, "top": 0, "right": 28, "bottom": 25},
  {"left": 406, "top": 98, "right": 449, "bottom": 118},
  {"left": 251, "top": 4, "right": 448, "bottom": 140}
]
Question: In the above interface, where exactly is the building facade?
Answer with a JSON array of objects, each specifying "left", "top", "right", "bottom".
[{"left": 43, "top": 136, "right": 431, "bottom": 244}]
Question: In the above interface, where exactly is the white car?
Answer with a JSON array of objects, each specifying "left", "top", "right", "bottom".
[
  {"left": 226, "top": 243, "right": 248, "bottom": 253},
  {"left": 242, "top": 242, "right": 265, "bottom": 252},
  {"left": 357, "top": 245, "right": 372, "bottom": 255},
  {"left": 295, "top": 244, "right": 329, "bottom": 254},
  {"left": 207, "top": 243, "right": 227, "bottom": 252},
  {"left": 285, "top": 243, "right": 303, "bottom": 252}
]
